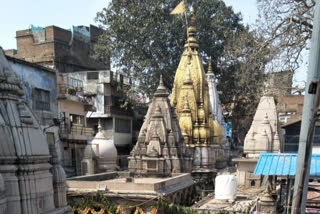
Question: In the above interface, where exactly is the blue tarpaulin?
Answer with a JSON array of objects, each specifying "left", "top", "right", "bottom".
[{"left": 254, "top": 153, "right": 320, "bottom": 177}]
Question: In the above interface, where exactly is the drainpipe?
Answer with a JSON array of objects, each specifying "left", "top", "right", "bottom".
[{"left": 291, "top": 1, "right": 320, "bottom": 213}]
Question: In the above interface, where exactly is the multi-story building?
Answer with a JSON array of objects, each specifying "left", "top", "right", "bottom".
[
  {"left": 57, "top": 74, "right": 95, "bottom": 176},
  {"left": 5, "top": 24, "right": 108, "bottom": 72},
  {"left": 62, "top": 70, "right": 144, "bottom": 168},
  {"left": 5, "top": 24, "right": 109, "bottom": 176}
]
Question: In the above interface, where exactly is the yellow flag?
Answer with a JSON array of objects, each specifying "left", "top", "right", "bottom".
[{"left": 170, "top": 1, "right": 185, "bottom": 15}]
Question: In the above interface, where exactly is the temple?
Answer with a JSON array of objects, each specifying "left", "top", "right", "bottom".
[
  {"left": 128, "top": 76, "right": 193, "bottom": 176},
  {"left": 0, "top": 47, "right": 70, "bottom": 213},
  {"left": 206, "top": 58, "right": 231, "bottom": 168},
  {"left": 170, "top": 8, "right": 220, "bottom": 179},
  {"left": 234, "top": 93, "right": 283, "bottom": 187}
]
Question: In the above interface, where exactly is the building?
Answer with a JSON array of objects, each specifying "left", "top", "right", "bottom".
[
  {"left": 266, "top": 70, "right": 294, "bottom": 96},
  {"left": 60, "top": 70, "right": 141, "bottom": 169},
  {"left": 281, "top": 119, "right": 320, "bottom": 153},
  {"left": 5, "top": 55, "right": 61, "bottom": 152},
  {"left": 0, "top": 47, "right": 69, "bottom": 214},
  {"left": 5, "top": 25, "right": 108, "bottom": 72},
  {"left": 4, "top": 24, "right": 117, "bottom": 177},
  {"left": 66, "top": 78, "right": 195, "bottom": 208},
  {"left": 57, "top": 72, "right": 95, "bottom": 176},
  {"left": 234, "top": 93, "right": 283, "bottom": 187},
  {"left": 206, "top": 58, "right": 231, "bottom": 169},
  {"left": 254, "top": 153, "right": 320, "bottom": 213},
  {"left": 128, "top": 76, "right": 193, "bottom": 176},
  {"left": 170, "top": 9, "right": 220, "bottom": 181},
  {"left": 276, "top": 95, "right": 304, "bottom": 125}
]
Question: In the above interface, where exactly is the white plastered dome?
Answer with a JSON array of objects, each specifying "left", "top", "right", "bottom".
[{"left": 91, "top": 121, "right": 118, "bottom": 171}]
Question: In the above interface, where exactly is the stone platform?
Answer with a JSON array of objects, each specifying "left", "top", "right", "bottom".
[{"left": 67, "top": 172, "right": 195, "bottom": 205}]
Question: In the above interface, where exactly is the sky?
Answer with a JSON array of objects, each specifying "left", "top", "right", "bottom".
[
  {"left": 0, "top": 0, "right": 257, "bottom": 50},
  {"left": 0, "top": 0, "right": 109, "bottom": 50}
]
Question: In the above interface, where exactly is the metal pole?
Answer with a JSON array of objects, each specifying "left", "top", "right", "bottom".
[{"left": 291, "top": 1, "right": 320, "bottom": 213}]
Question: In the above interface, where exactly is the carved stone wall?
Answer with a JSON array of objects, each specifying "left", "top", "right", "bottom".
[
  {"left": 128, "top": 77, "right": 192, "bottom": 176},
  {"left": 0, "top": 47, "right": 69, "bottom": 214}
]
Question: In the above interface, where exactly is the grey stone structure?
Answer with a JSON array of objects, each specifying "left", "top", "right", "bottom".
[
  {"left": 0, "top": 47, "right": 69, "bottom": 214},
  {"left": 128, "top": 76, "right": 193, "bottom": 176},
  {"left": 234, "top": 94, "right": 283, "bottom": 187}
]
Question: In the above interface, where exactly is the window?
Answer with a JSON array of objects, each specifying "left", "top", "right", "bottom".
[
  {"left": 87, "top": 72, "right": 99, "bottom": 80},
  {"left": 33, "top": 88, "right": 50, "bottom": 111},
  {"left": 70, "top": 114, "right": 85, "bottom": 125},
  {"left": 115, "top": 118, "right": 131, "bottom": 133},
  {"left": 68, "top": 77, "right": 83, "bottom": 89}
]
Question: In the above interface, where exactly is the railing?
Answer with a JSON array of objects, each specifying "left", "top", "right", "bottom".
[
  {"left": 59, "top": 122, "right": 94, "bottom": 139},
  {"left": 58, "top": 84, "right": 83, "bottom": 96},
  {"left": 58, "top": 84, "right": 94, "bottom": 105}
]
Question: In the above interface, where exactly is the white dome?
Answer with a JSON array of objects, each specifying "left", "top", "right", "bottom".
[{"left": 91, "top": 130, "right": 118, "bottom": 171}]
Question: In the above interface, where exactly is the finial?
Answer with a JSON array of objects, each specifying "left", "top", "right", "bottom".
[
  {"left": 98, "top": 119, "right": 102, "bottom": 132},
  {"left": 190, "top": 6, "right": 194, "bottom": 14},
  {"left": 157, "top": 74, "right": 166, "bottom": 90},
  {"left": 189, "top": 6, "right": 196, "bottom": 28},
  {"left": 185, "top": 6, "right": 199, "bottom": 50},
  {"left": 155, "top": 74, "right": 169, "bottom": 97},
  {"left": 159, "top": 75, "right": 164, "bottom": 86},
  {"left": 207, "top": 56, "right": 213, "bottom": 73}
]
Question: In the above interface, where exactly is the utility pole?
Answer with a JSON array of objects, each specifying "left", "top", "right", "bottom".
[{"left": 291, "top": 1, "right": 320, "bottom": 213}]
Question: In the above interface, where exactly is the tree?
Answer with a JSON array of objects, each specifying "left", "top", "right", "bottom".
[
  {"left": 94, "top": 0, "right": 244, "bottom": 97},
  {"left": 256, "top": 0, "right": 315, "bottom": 73},
  {"left": 94, "top": 0, "right": 272, "bottom": 138},
  {"left": 219, "top": 28, "right": 275, "bottom": 141}
]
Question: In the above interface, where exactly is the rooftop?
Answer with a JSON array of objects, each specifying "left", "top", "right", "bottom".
[{"left": 254, "top": 153, "right": 320, "bottom": 177}]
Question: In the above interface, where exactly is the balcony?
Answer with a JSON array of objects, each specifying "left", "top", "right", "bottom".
[
  {"left": 104, "top": 105, "right": 133, "bottom": 116},
  {"left": 58, "top": 84, "right": 94, "bottom": 107},
  {"left": 59, "top": 122, "right": 94, "bottom": 142}
]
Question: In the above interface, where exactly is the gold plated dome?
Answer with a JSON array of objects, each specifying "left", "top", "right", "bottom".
[{"left": 170, "top": 9, "right": 215, "bottom": 146}]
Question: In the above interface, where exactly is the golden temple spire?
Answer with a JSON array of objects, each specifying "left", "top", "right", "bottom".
[
  {"left": 171, "top": 6, "right": 216, "bottom": 146},
  {"left": 185, "top": 6, "right": 199, "bottom": 50}
]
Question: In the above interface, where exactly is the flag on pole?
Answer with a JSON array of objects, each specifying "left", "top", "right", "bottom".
[{"left": 170, "top": 1, "right": 186, "bottom": 15}]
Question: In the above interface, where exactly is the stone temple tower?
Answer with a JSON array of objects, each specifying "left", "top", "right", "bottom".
[
  {"left": 234, "top": 93, "right": 283, "bottom": 187},
  {"left": 129, "top": 76, "right": 193, "bottom": 176},
  {"left": 205, "top": 58, "right": 231, "bottom": 168},
  {"left": 243, "top": 94, "right": 282, "bottom": 157},
  {"left": 170, "top": 9, "right": 220, "bottom": 179},
  {"left": 0, "top": 47, "right": 69, "bottom": 214}
]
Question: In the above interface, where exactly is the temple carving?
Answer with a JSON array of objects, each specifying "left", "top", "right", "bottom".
[
  {"left": 170, "top": 9, "right": 223, "bottom": 178},
  {"left": 128, "top": 76, "right": 192, "bottom": 176},
  {"left": 0, "top": 47, "right": 70, "bottom": 214},
  {"left": 170, "top": 10, "right": 217, "bottom": 147}
]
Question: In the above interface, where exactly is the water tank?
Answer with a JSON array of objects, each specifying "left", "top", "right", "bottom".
[{"left": 215, "top": 175, "right": 237, "bottom": 201}]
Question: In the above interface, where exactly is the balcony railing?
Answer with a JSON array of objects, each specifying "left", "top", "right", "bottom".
[
  {"left": 58, "top": 84, "right": 94, "bottom": 106},
  {"left": 59, "top": 122, "right": 94, "bottom": 141}
]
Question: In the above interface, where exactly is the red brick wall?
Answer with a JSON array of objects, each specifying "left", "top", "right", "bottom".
[{"left": 14, "top": 25, "right": 108, "bottom": 72}]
